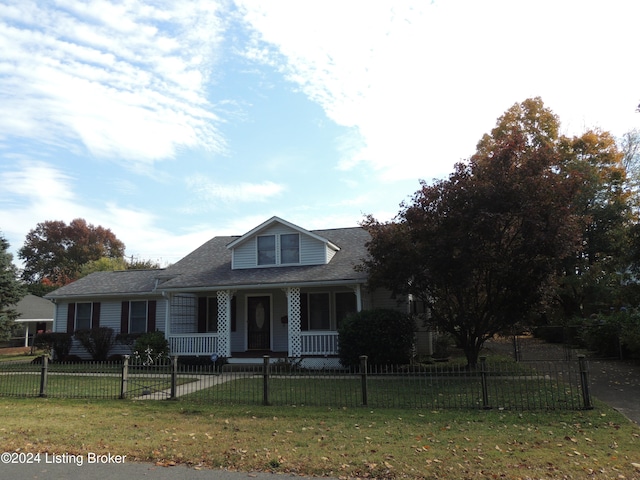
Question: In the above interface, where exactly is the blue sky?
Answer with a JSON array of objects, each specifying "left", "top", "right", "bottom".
[{"left": 1, "top": 0, "right": 639, "bottom": 267}]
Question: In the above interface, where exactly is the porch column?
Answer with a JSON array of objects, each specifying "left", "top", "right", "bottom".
[
  {"left": 285, "top": 287, "right": 301, "bottom": 357},
  {"left": 24, "top": 323, "right": 30, "bottom": 348},
  {"left": 354, "top": 284, "right": 362, "bottom": 312},
  {"left": 216, "top": 290, "right": 235, "bottom": 357},
  {"left": 163, "top": 293, "right": 172, "bottom": 337}
]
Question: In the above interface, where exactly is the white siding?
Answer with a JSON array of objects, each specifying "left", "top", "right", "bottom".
[{"left": 232, "top": 224, "right": 334, "bottom": 269}]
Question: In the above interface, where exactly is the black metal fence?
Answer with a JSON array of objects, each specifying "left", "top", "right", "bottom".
[{"left": 0, "top": 355, "right": 593, "bottom": 411}]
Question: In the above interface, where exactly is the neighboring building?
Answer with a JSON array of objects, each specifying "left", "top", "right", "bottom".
[
  {"left": 45, "top": 217, "right": 416, "bottom": 365},
  {"left": 14, "top": 294, "right": 55, "bottom": 348}
]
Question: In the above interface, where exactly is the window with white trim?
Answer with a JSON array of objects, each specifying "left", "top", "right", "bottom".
[
  {"left": 129, "top": 301, "right": 148, "bottom": 333},
  {"left": 258, "top": 235, "right": 276, "bottom": 265},
  {"left": 280, "top": 233, "right": 300, "bottom": 264},
  {"left": 257, "top": 233, "right": 300, "bottom": 266},
  {"left": 75, "top": 303, "right": 92, "bottom": 330},
  {"left": 308, "top": 293, "right": 330, "bottom": 330}
]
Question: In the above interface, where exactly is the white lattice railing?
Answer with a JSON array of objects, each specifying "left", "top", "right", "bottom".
[
  {"left": 168, "top": 334, "right": 219, "bottom": 356},
  {"left": 300, "top": 332, "right": 339, "bottom": 355}
]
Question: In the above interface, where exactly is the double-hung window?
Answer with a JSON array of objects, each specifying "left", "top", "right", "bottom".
[
  {"left": 129, "top": 301, "right": 148, "bottom": 333},
  {"left": 280, "top": 233, "right": 300, "bottom": 264},
  {"left": 258, "top": 235, "right": 276, "bottom": 265},
  {"left": 257, "top": 233, "right": 300, "bottom": 266},
  {"left": 75, "top": 303, "right": 92, "bottom": 330}
]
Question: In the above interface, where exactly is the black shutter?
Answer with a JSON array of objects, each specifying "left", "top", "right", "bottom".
[
  {"left": 120, "top": 301, "right": 129, "bottom": 334},
  {"left": 197, "top": 297, "right": 207, "bottom": 333},
  {"left": 147, "top": 300, "right": 157, "bottom": 332},
  {"left": 300, "top": 293, "right": 308, "bottom": 331},
  {"left": 91, "top": 302, "right": 101, "bottom": 329},
  {"left": 66, "top": 303, "right": 76, "bottom": 333}
]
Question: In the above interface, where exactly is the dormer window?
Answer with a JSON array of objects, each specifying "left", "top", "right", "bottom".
[
  {"left": 258, "top": 235, "right": 276, "bottom": 265},
  {"left": 257, "top": 233, "right": 300, "bottom": 266},
  {"left": 281, "top": 233, "right": 299, "bottom": 264}
]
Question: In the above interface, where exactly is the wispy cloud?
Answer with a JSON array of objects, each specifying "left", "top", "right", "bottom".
[
  {"left": 0, "top": 161, "right": 204, "bottom": 265},
  {"left": 236, "top": 0, "right": 640, "bottom": 181},
  {"left": 0, "top": 0, "right": 228, "bottom": 166},
  {"left": 185, "top": 174, "right": 285, "bottom": 206}
]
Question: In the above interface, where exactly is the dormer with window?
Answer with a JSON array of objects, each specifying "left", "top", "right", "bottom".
[{"left": 227, "top": 217, "right": 340, "bottom": 269}]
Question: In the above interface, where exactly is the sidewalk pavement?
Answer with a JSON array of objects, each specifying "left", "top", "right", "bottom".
[{"left": 1, "top": 460, "right": 332, "bottom": 480}]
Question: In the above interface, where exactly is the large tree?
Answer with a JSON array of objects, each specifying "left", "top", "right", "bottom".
[
  {"left": 361, "top": 98, "right": 581, "bottom": 367},
  {"left": 554, "top": 130, "right": 632, "bottom": 318},
  {"left": 19, "top": 219, "right": 125, "bottom": 286},
  {"left": 0, "top": 233, "right": 26, "bottom": 341}
]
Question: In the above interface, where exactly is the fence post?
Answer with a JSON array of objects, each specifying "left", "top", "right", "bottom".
[
  {"left": 360, "top": 355, "right": 368, "bottom": 406},
  {"left": 263, "top": 355, "right": 270, "bottom": 406},
  {"left": 170, "top": 355, "right": 178, "bottom": 400},
  {"left": 578, "top": 355, "right": 593, "bottom": 410},
  {"left": 120, "top": 355, "right": 129, "bottom": 399},
  {"left": 480, "top": 356, "right": 491, "bottom": 409},
  {"left": 39, "top": 355, "right": 48, "bottom": 397}
]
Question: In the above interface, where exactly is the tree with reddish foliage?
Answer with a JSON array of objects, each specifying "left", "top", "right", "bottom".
[
  {"left": 361, "top": 98, "right": 583, "bottom": 367},
  {"left": 19, "top": 218, "right": 125, "bottom": 286}
]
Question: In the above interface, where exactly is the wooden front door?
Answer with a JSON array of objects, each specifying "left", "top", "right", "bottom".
[{"left": 247, "top": 296, "right": 270, "bottom": 350}]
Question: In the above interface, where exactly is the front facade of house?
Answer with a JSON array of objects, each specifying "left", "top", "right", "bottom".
[{"left": 46, "top": 217, "right": 408, "bottom": 363}]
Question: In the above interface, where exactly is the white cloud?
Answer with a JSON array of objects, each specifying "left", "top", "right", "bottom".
[
  {"left": 237, "top": 0, "right": 640, "bottom": 182},
  {"left": 0, "top": 161, "right": 202, "bottom": 265},
  {"left": 185, "top": 175, "right": 285, "bottom": 206},
  {"left": 0, "top": 0, "right": 227, "bottom": 166}
]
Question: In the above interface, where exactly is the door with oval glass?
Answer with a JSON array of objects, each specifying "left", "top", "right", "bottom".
[{"left": 247, "top": 296, "right": 270, "bottom": 350}]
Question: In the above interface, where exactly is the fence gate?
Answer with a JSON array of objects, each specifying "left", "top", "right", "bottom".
[{"left": 121, "top": 357, "right": 173, "bottom": 399}]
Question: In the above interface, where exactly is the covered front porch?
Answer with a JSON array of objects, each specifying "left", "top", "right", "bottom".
[{"left": 163, "top": 284, "right": 360, "bottom": 360}]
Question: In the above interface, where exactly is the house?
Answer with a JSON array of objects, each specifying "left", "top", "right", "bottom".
[
  {"left": 14, "top": 294, "right": 55, "bottom": 348},
  {"left": 45, "top": 217, "right": 418, "bottom": 365}
]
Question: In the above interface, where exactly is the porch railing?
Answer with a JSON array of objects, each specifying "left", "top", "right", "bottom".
[
  {"left": 301, "top": 331, "right": 339, "bottom": 355},
  {"left": 168, "top": 334, "right": 218, "bottom": 356}
]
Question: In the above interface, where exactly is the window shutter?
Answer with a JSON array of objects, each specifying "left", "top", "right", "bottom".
[
  {"left": 120, "top": 301, "right": 129, "bottom": 334},
  {"left": 147, "top": 300, "right": 157, "bottom": 332},
  {"left": 197, "top": 297, "right": 207, "bottom": 333},
  {"left": 300, "top": 293, "right": 309, "bottom": 331},
  {"left": 91, "top": 302, "right": 101, "bottom": 329},
  {"left": 231, "top": 296, "right": 237, "bottom": 332},
  {"left": 66, "top": 303, "right": 76, "bottom": 333}
]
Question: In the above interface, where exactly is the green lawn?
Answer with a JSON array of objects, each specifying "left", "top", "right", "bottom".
[{"left": 0, "top": 397, "right": 638, "bottom": 479}]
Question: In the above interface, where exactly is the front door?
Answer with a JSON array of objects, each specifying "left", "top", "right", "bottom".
[{"left": 247, "top": 296, "right": 270, "bottom": 350}]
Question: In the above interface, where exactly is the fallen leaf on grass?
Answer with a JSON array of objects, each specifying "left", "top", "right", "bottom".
[{"left": 631, "top": 462, "right": 640, "bottom": 471}]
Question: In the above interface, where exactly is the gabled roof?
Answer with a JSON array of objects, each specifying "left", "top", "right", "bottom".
[
  {"left": 160, "top": 227, "right": 368, "bottom": 292},
  {"left": 44, "top": 221, "right": 370, "bottom": 299},
  {"left": 226, "top": 216, "right": 340, "bottom": 252}
]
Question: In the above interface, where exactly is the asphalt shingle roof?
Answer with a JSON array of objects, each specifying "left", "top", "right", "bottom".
[{"left": 45, "top": 227, "right": 370, "bottom": 299}]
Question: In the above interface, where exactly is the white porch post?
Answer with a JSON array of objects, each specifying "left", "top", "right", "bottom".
[
  {"left": 355, "top": 284, "right": 362, "bottom": 312},
  {"left": 216, "top": 290, "right": 235, "bottom": 357},
  {"left": 285, "top": 287, "right": 301, "bottom": 357},
  {"left": 163, "top": 293, "right": 171, "bottom": 337},
  {"left": 24, "top": 323, "right": 30, "bottom": 347}
]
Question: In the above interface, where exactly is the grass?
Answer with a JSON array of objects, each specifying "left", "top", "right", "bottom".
[{"left": 0, "top": 397, "right": 638, "bottom": 479}]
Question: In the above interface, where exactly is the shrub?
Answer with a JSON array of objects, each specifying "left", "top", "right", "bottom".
[
  {"left": 33, "top": 332, "right": 73, "bottom": 360},
  {"left": 133, "top": 331, "right": 169, "bottom": 365},
  {"left": 74, "top": 327, "right": 115, "bottom": 361},
  {"left": 337, "top": 308, "right": 416, "bottom": 367}
]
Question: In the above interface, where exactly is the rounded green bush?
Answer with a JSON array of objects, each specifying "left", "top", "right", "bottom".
[{"left": 337, "top": 308, "right": 416, "bottom": 367}]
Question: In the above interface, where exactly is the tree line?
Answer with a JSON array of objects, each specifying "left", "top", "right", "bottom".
[
  {"left": 0, "top": 219, "right": 160, "bottom": 341},
  {"left": 361, "top": 97, "right": 640, "bottom": 366}
]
